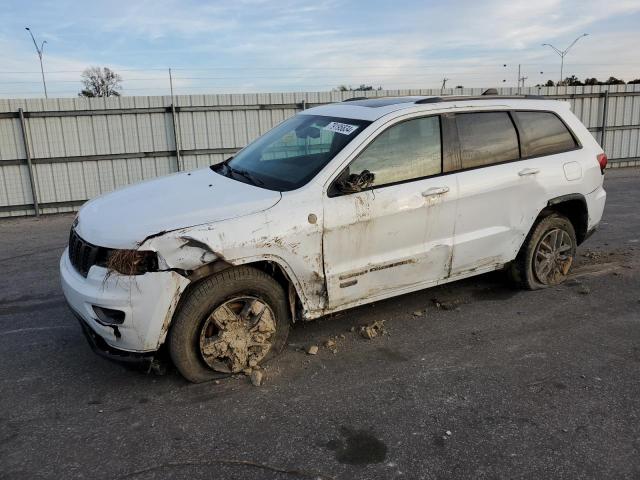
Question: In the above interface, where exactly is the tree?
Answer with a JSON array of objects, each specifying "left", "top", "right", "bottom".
[
  {"left": 79, "top": 67, "right": 123, "bottom": 97},
  {"left": 584, "top": 77, "right": 602, "bottom": 85},
  {"left": 545, "top": 79, "right": 555, "bottom": 87},
  {"left": 628, "top": 79, "right": 640, "bottom": 84},
  {"left": 605, "top": 76, "right": 625, "bottom": 85},
  {"left": 563, "top": 75, "right": 583, "bottom": 86},
  {"left": 335, "top": 84, "right": 382, "bottom": 91}
]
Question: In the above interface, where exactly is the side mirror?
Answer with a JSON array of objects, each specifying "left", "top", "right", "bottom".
[{"left": 333, "top": 169, "right": 375, "bottom": 194}]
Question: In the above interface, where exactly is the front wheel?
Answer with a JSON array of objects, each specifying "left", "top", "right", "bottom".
[
  {"left": 508, "top": 213, "right": 577, "bottom": 290},
  {"left": 168, "top": 266, "right": 290, "bottom": 383}
]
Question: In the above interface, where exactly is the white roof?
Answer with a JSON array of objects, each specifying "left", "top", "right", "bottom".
[{"left": 300, "top": 96, "right": 569, "bottom": 121}]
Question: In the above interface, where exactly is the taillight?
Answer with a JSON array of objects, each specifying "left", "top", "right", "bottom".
[{"left": 597, "top": 153, "right": 607, "bottom": 174}]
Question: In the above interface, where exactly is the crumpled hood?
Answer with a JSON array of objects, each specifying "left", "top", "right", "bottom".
[{"left": 75, "top": 168, "right": 281, "bottom": 249}]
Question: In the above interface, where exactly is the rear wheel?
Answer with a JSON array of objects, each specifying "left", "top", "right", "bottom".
[
  {"left": 168, "top": 266, "right": 290, "bottom": 383},
  {"left": 508, "top": 213, "right": 577, "bottom": 290}
]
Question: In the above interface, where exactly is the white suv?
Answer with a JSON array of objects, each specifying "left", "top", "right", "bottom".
[{"left": 60, "top": 94, "right": 607, "bottom": 382}]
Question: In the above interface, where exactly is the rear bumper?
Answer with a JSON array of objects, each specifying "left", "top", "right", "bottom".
[{"left": 586, "top": 185, "right": 607, "bottom": 231}]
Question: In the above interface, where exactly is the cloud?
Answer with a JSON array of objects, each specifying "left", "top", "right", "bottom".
[{"left": 0, "top": 0, "right": 638, "bottom": 97}]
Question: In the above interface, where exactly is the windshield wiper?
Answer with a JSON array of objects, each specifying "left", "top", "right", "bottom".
[{"left": 229, "top": 167, "right": 265, "bottom": 187}]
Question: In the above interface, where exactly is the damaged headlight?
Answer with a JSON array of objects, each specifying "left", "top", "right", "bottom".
[{"left": 98, "top": 249, "right": 159, "bottom": 275}]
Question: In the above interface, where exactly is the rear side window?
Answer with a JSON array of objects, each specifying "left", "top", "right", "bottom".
[
  {"left": 455, "top": 112, "right": 519, "bottom": 169},
  {"left": 514, "top": 111, "right": 577, "bottom": 158}
]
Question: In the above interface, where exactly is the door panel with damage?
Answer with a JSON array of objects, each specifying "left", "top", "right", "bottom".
[
  {"left": 321, "top": 114, "right": 458, "bottom": 308},
  {"left": 322, "top": 180, "right": 458, "bottom": 308}
]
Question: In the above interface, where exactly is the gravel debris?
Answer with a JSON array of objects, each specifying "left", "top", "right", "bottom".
[{"left": 359, "top": 320, "right": 386, "bottom": 339}]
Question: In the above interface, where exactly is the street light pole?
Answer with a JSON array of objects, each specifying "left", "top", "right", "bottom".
[
  {"left": 542, "top": 33, "right": 588, "bottom": 85},
  {"left": 25, "top": 27, "right": 48, "bottom": 98},
  {"left": 441, "top": 77, "right": 449, "bottom": 93}
]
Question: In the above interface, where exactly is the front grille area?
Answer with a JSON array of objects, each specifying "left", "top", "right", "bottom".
[{"left": 68, "top": 229, "right": 108, "bottom": 277}]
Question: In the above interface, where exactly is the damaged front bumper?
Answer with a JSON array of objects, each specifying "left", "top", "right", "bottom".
[
  {"left": 60, "top": 248, "right": 190, "bottom": 356},
  {"left": 73, "top": 310, "right": 155, "bottom": 369}
]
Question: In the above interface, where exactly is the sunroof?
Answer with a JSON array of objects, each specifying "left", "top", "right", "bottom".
[{"left": 341, "top": 96, "right": 428, "bottom": 107}]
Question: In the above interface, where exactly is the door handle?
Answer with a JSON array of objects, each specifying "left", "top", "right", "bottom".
[
  {"left": 421, "top": 186, "right": 449, "bottom": 197},
  {"left": 518, "top": 168, "right": 540, "bottom": 176}
]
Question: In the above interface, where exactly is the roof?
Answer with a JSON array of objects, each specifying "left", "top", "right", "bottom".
[{"left": 301, "top": 95, "right": 565, "bottom": 122}]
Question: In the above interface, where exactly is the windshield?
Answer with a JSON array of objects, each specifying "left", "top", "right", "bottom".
[{"left": 212, "top": 114, "right": 371, "bottom": 191}]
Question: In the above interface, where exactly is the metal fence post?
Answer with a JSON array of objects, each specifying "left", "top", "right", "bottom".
[
  {"left": 169, "top": 68, "right": 182, "bottom": 171},
  {"left": 600, "top": 89, "right": 609, "bottom": 152},
  {"left": 170, "top": 103, "right": 181, "bottom": 171},
  {"left": 18, "top": 108, "right": 40, "bottom": 217}
]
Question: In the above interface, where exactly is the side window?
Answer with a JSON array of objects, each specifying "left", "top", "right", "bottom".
[
  {"left": 456, "top": 112, "right": 519, "bottom": 169},
  {"left": 514, "top": 111, "right": 578, "bottom": 158},
  {"left": 341, "top": 116, "right": 441, "bottom": 190}
]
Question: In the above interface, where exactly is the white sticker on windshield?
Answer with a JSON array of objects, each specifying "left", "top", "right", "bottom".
[{"left": 324, "top": 122, "right": 359, "bottom": 136}]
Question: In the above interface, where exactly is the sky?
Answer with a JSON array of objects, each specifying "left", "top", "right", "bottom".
[{"left": 0, "top": 0, "right": 639, "bottom": 98}]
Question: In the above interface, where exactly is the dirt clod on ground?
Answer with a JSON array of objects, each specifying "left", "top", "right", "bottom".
[
  {"left": 359, "top": 320, "right": 386, "bottom": 339},
  {"left": 431, "top": 298, "right": 460, "bottom": 311},
  {"left": 323, "top": 338, "right": 338, "bottom": 354},
  {"left": 307, "top": 345, "right": 319, "bottom": 355},
  {"left": 578, "top": 285, "right": 591, "bottom": 295},
  {"left": 324, "top": 339, "right": 336, "bottom": 349},
  {"left": 250, "top": 370, "right": 263, "bottom": 387},
  {"left": 582, "top": 250, "right": 604, "bottom": 261}
]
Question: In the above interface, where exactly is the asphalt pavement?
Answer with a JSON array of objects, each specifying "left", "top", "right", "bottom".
[{"left": 1, "top": 168, "right": 639, "bottom": 480}]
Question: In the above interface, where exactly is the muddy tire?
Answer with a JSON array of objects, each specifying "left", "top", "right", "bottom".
[
  {"left": 508, "top": 212, "right": 577, "bottom": 290},
  {"left": 168, "top": 266, "right": 290, "bottom": 383}
]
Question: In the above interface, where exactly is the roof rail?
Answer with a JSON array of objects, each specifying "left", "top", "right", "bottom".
[
  {"left": 415, "top": 97, "right": 443, "bottom": 103},
  {"left": 414, "top": 94, "right": 545, "bottom": 104},
  {"left": 342, "top": 97, "right": 369, "bottom": 102}
]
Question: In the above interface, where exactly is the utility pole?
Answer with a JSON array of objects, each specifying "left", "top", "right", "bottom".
[
  {"left": 441, "top": 77, "right": 449, "bottom": 93},
  {"left": 542, "top": 33, "right": 589, "bottom": 85},
  {"left": 25, "top": 27, "right": 47, "bottom": 98},
  {"left": 517, "top": 64, "right": 521, "bottom": 94}
]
